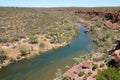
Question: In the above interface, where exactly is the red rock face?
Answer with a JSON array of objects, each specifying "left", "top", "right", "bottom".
[
  {"left": 75, "top": 10, "right": 120, "bottom": 23},
  {"left": 117, "top": 15, "right": 120, "bottom": 21},
  {"left": 114, "top": 50, "right": 120, "bottom": 62},
  {"left": 75, "top": 11, "right": 86, "bottom": 15},
  {"left": 114, "top": 56, "right": 120, "bottom": 62}
]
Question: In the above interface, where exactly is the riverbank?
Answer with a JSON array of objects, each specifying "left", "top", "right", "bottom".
[
  {"left": 54, "top": 49, "right": 120, "bottom": 80},
  {"left": 54, "top": 10, "right": 120, "bottom": 80},
  {"left": 0, "top": 7, "right": 81, "bottom": 69},
  {"left": 0, "top": 34, "right": 71, "bottom": 69},
  {"left": 0, "top": 26, "right": 94, "bottom": 80},
  {"left": 60, "top": 52, "right": 108, "bottom": 80}
]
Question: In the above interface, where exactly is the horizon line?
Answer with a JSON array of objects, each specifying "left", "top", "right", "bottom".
[{"left": 0, "top": 5, "right": 120, "bottom": 8}]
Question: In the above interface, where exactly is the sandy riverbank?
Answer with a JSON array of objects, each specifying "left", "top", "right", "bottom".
[{"left": 0, "top": 35, "right": 68, "bottom": 69}]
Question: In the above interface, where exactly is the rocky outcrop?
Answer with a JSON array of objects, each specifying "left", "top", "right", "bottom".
[
  {"left": 82, "top": 61, "right": 93, "bottom": 69},
  {"left": 113, "top": 50, "right": 120, "bottom": 62},
  {"left": 75, "top": 10, "right": 120, "bottom": 23},
  {"left": 59, "top": 53, "right": 107, "bottom": 80}
]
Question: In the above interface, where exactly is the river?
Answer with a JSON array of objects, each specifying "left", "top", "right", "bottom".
[{"left": 0, "top": 26, "right": 95, "bottom": 80}]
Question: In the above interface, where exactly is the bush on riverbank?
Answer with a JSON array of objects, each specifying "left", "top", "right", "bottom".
[
  {"left": 73, "top": 51, "right": 95, "bottom": 63},
  {"left": 39, "top": 42, "right": 45, "bottom": 48},
  {"left": 19, "top": 46, "right": 31, "bottom": 56},
  {"left": 29, "top": 36, "right": 38, "bottom": 44},
  {"left": 0, "top": 49, "right": 7, "bottom": 63},
  {"left": 55, "top": 69, "right": 63, "bottom": 80},
  {"left": 93, "top": 54, "right": 110, "bottom": 62}
]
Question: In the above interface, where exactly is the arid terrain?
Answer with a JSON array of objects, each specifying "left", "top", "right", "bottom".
[
  {"left": 54, "top": 7, "right": 120, "bottom": 80},
  {"left": 0, "top": 7, "right": 120, "bottom": 80}
]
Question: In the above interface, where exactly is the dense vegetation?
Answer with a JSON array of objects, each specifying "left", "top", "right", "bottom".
[
  {"left": 96, "top": 67, "right": 120, "bottom": 80},
  {"left": 90, "top": 21, "right": 120, "bottom": 52}
]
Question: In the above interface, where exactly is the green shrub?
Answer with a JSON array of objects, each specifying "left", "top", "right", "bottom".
[
  {"left": 92, "top": 64, "right": 98, "bottom": 70},
  {"left": 0, "top": 49, "right": 7, "bottom": 63},
  {"left": 12, "top": 36, "right": 19, "bottom": 41},
  {"left": 96, "top": 67, "right": 120, "bottom": 80},
  {"left": 19, "top": 46, "right": 30, "bottom": 56},
  {"left": 55, "top": 69, "right": 63, "bottom": 80},
  {"left": 93, "top": 58, "right": 97, "bottom": 62},
  {"left": 9, "top": 57, "right": 16, "bottom": 63},
  {"left": 29, "top": 36, "right": 38, "bottom": 44},
  {"left": 94, "top": 54, "right": 109, "bottom": 62},
  {"left": 17, "top": 55, "right": 20, "bottom": 59},
  {"left": 73, "top": 51, "right": 95, "bottom": 63},
  {"left": 79, "top": 71, "right": 85, "bottom": 77},
  {"left": 0, "top": 63, "right": 4, "bottom": 68},
  {"left": 0, "top": 38, "right": 8, "bottom": 43},
  {"left": 88, "top": 71, "right": 92, "bottom": 76},
  {"left": 100, "top": 64, "right": 105, "bottom": 68},
  {"left": 63, "top": 76, "right": 72, "bottom": 80},
  {"left": 39, "top": 42, "right": 45, "bottom": 48},
  {"left": 0, "top": 49, "right": 7, "bottom": 56}
]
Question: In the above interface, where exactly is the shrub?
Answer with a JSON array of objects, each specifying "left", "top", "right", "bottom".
[
  {"left": 0, "top": 38, "right": 8, "bottom": 43},
  {"left": 0, "top": 49, "right": 7, "bottom": 63},
  {"left": 79, "top": 71, "right": 85, "bottom": 77},
  {"left": 19, "top": 46, "right": 30, "bottom": 56},
  {"left": 0, "top": 64, "right": 4, "bottom": 68},
  {"left": 39, "top": 42, "right": 45, "bottom": 48},
  {"left": 96, "top": 67, "right": 120, "bottom": 80},
  {"left": 17, "top": 55, "right": 20, "bottom": 59},
  {"left": 88, "top": 71, "right": 92, "bottom": 76},
  {"left": 63, "top": 76, "right": 72, "bottom": 80},
  {"left": 0, "top": 49, "right": 7, "bottom": 56},
  {"left": 9, "top": 57, "right": 16, "bottom": 63},
  {"left": 93, "top": 58, "right": 97, "bottom": 62},
  {"left": 31, "top": 46, "right": 34, "bottom": 51},
  {"left": 94, "top": 54, "right": 109, "bottom": 62},
  {"left": 100, "top": 64, "right": 105, "bottom": 68},
  {"left": 55, "top": 69, "right": 63, "bottom": 80},
  {"left": 92, "top": 64, "right": 98, "bottom": 70},
  {"left": 83, "top": 75, "right": 87, "bottom": 80},
  {"left": 12, "top": 36, "right": 19, "bottom": 41},
  {"left": 29, "top": 36, "right": 38, "bottom": 44}
]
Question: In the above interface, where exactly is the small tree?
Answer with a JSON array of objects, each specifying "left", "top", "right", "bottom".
[
  {"left": 0, "top": 49, "right": 7, "bottom": 63},
  {"left": 29, "top": 36, "right": 38, "bottom": 44}
]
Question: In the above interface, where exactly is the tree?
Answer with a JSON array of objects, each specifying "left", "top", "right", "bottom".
[
  {"left": 0, "top": 49, "right": 7, "bottom": 63},
  {"left": 96, "top": 67, "right": 120, "bottom": 80}
]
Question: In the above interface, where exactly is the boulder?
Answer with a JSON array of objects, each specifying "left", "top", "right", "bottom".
[
  {"left": 114, "top": 50, "right": 120, "bottom": 56},
  {"left": 82, "top": 61, "right": 93, "bottom": 69}
]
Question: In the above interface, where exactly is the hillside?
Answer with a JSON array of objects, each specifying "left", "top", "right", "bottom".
[
  {"left": 0, "top": 7, "right": 79, "bottom": 68},
  {"left": 0, "top": 7, "right": 120, "bottom": 80}
]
